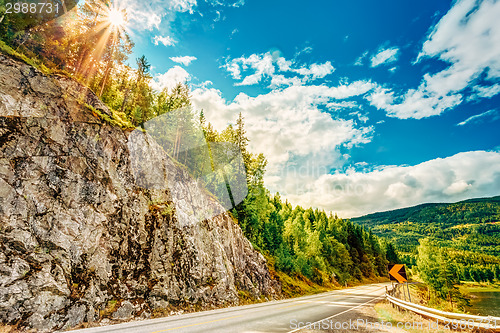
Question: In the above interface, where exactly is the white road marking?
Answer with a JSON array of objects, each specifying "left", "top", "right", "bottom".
[{"left": 287, "top": 294, "right": 385, "bottom": 333}]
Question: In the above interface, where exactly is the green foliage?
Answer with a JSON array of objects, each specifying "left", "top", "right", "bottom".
[
  {"left": 195, "top": 109, "right": 394, "bottom": 285},
  {"left": 353, "top": 197, "right": 500, "bottom": 229},
  {"left": 385, "top": 241, "right": 399, "bottom": 264},
  {"left": 417, "top": 239, "right": 458, "bottom": 298},
  {"left": 0, "top": 39, "right": 51, "bottom": 74},
  {"left": 83, "top": 103, "right": 133, "bottom": 129},
  {"left": 233, "top": 191, "right": 390, "bottom": 284},
  {"left": 416, "top": 239, "right": 470, "bottom": 309},
  {"left": 352, "top": 197, "right": 500, "bottom": 283},
  {"left": 1, "top": 3, "right": 397, "bottom": 290}
]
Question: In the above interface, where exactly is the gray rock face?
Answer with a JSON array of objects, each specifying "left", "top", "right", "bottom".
[
  {"left": 112, "top": 301, "right": 135, "bottom": 320},
  {"left": 0, "top": 54, "right": 280, "bottom": 331}
]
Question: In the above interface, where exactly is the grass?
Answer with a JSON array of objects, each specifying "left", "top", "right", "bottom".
[
  {"left": 276, "top": 270, "right": 333, "bottom": 298},
  {"left": 375, "top": 283, "right": 487, "bottom": 333},
  {"left": 0, "top": 40, "right": 83, "bottom": 83},
  {"left": 376, "top": 284, "right": 475, "bottom": 333},
  {"left": 237, "top": 289, "right": 269, "bottom": 306},
  {"left": 459, "top": 281, "right": 500, "bottom": 293},
  {"left": 83, "top": 102, "right": 134, "bottom": 130},
  {"left": 0, "top": 40, "right": 51, "bottom": 75},
  {"left": 374, "top": 301, "right": 460, "bottom": 333},
  {"left": 264, "top": 255, "right": 335, "bottom": 299},
  {"left": 99, "top": 300, "right": 121, "bottom": 318},
  {"left": 150, "top": 202, "right": 174, "bottom": 217},
  {"left": 395, "top": 279, "right": 474, "bottom": 313}
]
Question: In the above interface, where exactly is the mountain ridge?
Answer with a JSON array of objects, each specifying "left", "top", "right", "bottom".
[
  {"left": 352, "top": 195, "right": 500, "bottom": 226},
  {"left": 351, "top": 195, "right": 500, "bottom": 263}
]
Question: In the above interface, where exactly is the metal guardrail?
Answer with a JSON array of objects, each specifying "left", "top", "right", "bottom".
[{"left": 385, "top": 287, "right": 500, "bottom": 332}]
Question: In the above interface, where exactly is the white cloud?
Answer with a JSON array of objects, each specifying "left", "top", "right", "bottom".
[
  {"left": 223, "top": 61, "right": 241, "bottom": 80},
  {"left": 368, "top": 0, "right": 500, "bottom": 119},
  {"left": 456, "top": 109, "right": 500, "bottom": 126},
  {"left": 294, "top": 62, "right": 335, "bottom": 80},
  {"left": 277, "top": 57, "right": 292, "bottom": 72},
  {"left": 213, "top": 10, "right": 221, "bottom": 22},
  {"left": 269, "top": 75, "right": 302, "bottom": 89},
  {"left": 123, "top": 0, "right": 241, "bottom": 33},
  {"left": 170, "top": 0, "right": 197, "bottom": 13},
  {"left": 470, "top": 84, "right": 500, "bottom": 100},
  {"left": 144, "top": 13, "right": 163, "bottom": 30},
  {"left": 191, "top": 80, "right": 213, "bottom": 89},
  {"left": 151, "top": 66, "right": 190, "bottom": 91},
  {"left": 223, "top": 51, "right": 335, "bottom": 88},
  {"left": 153, "top": 35, "right": 176, "bottom": 47},
  {"left": 354, "top": 51, "right": 368, "bottom": 66},
  {"left": 122, "top": 3, "right": 163, "bottom": 30},
  {"left": 443, "top": 180, "right": 472, "bottom": 195},
  {"left": 370, "top": 47, "right": 400, "bottom": 67},
  {"left": 236, "top": 74, "right": 262, "bottom": 86},
  {"left": 286, "top": 151, "right": 500, "bottom": 217},
  {"left": 295, "top": 46, "right": 313, "bottom": 57},
  {"left": 326, "top": 101, "right": 359, "bottom": 111},
  {"left": 367, "top": 86, "right": 463, "bottom": 119},
  {"left": 170, "top": 56, "right": 197, "bottom": 66},
  {"left": 231, "top": 53, "right": 275, "bottom": 86},
  {"left": 121, "top": 0, "right": 197, "bottom": 31},
  {"left": 191, "top": 81, "right": 375, "bottom": 193}
]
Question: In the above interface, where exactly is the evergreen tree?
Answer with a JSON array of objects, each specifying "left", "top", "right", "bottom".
[{"left": 385, "top": 242, "right": 399, "bottom": 264}]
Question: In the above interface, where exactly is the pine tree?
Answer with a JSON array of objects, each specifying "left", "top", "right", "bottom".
[{"left": 385, "top": 242, "right": 399, "bottom": 264}]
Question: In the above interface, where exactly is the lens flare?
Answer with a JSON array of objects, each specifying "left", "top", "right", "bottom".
[{"left": 107, "top": 9, "right": 126, "bottom": 28}]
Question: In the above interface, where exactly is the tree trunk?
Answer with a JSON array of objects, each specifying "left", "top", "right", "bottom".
[{"left": 98, "top": 60, "right": 112, "bottom": 97}]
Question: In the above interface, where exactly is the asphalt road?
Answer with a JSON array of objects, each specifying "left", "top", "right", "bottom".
[{"left": 72, "top": 283, "right": 389, "bottom": 333}]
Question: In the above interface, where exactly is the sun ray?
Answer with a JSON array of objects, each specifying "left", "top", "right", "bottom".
[
  {"left": 108, "top": 9, "right": 126, "bottom": 28},
  {"left": 77, "top": 0, "right": 131, "bottom": 90}
]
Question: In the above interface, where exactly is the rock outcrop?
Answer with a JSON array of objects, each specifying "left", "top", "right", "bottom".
[{"left": 0, "top": 54, "right": 279, "bottom": 331}]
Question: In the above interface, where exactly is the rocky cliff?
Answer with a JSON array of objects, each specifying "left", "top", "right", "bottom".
[{"left": 0, "top": 54, "right": 279, "bottom": 331}]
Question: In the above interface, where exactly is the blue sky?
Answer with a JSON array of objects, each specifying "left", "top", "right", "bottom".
[{"left": 117, "top": 0, "right": 500, "bottom": 217}]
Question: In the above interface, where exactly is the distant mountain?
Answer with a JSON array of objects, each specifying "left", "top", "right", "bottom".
[
  {"left": 353, "top": 196, "right": 500, "bottom": 226},
  {"left": 351, "top": 196, "right": 500, "bottom": 259}
]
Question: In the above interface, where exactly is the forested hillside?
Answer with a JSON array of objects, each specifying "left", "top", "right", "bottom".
[
  {"left": 188, "top": 103, "right": 393, "bottom": 288},
  {"left": 352, "top": 196, "right": 500, "bottom": 284},
  {"left": 353, "top": 196, "right": 500, "bottom": 227}
]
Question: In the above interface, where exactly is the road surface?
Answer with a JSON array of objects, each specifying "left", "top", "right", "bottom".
[{"left": 73, "top": 283, "right": 389, "bottom": 333}]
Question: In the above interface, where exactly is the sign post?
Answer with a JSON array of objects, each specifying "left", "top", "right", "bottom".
[
  {"left": 388, "top": 264, "right": 407, "bottom": 283},
  {"left": 388, "top": 264, "right": 409, "bottom": 301}
]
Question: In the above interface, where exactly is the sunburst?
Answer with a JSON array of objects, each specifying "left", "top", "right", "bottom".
[
  {"left": 107, "top": 8, "right": 126, "bottom": 28},
  {"left": 78, "top": 1, "right": 131, "bottom": 90}
]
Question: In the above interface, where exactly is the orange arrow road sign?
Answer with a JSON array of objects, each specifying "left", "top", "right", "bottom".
[{"left": 388, "top": 264, "right": 407, "bottom": 283}]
